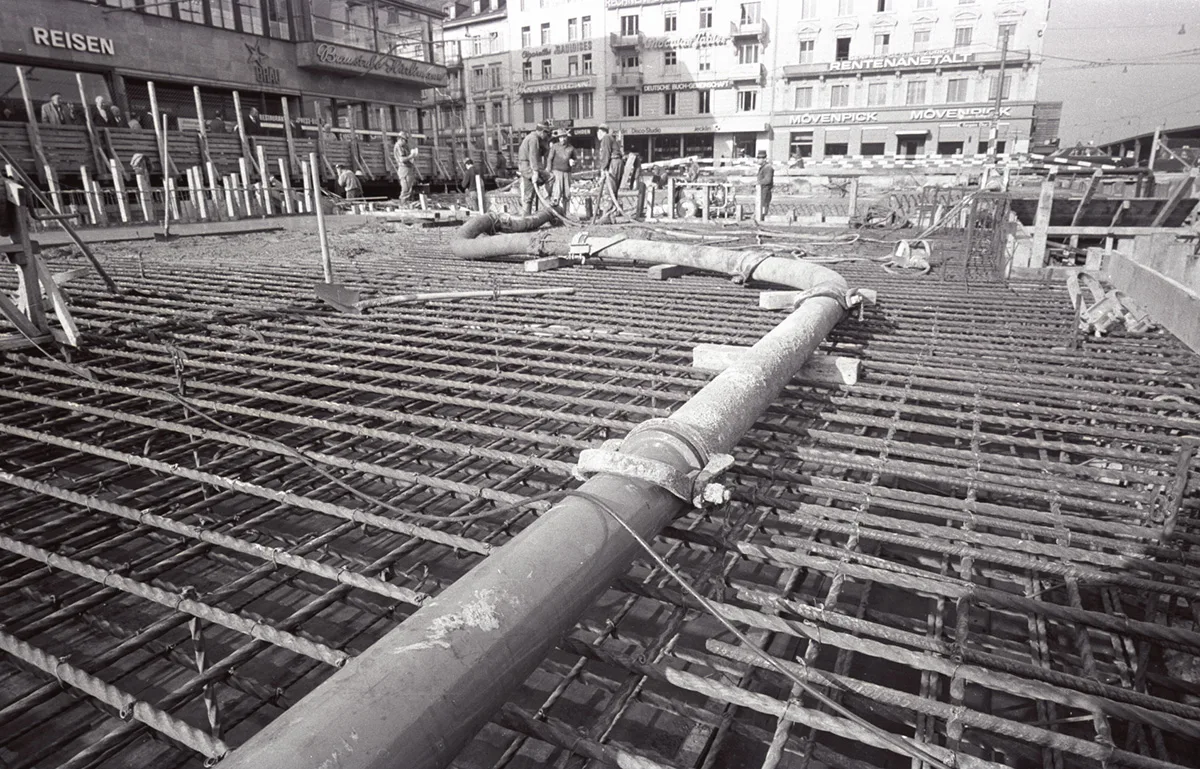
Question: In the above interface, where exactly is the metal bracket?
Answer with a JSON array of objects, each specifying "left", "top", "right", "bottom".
[
  {"left": 569, "top": 232, "right": 628, "bottom": 266},
  {"left": 573, "top": 439, "right": 735, "bottom": 509}
]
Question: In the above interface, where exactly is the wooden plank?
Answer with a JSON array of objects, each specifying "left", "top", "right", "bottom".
[
  {"left": 647, "top": 264, "right": 695, "bottom": 280},
  {"left": 524, "top": 257, "right": 568, "bottom": 273},
  {"left": 15, "top": 67, "right": 47, "bottom": 184},
  {"left": 692, "top": 344, "right": 860, "bottom": 385},
  {"left": 0, "top": 290, "right": 45, "bottom": 341},
  {"left": 75, "top": 73, "right": 110, "bottom": 177},
  {"left": 1151, "top": 169, "right": 1198, "bottom": 227},
  {"left": 34, "top": 258, "right": 80, "bottom": 346},
  {"left": 1031, "top": 179, "right": 1056, "bottom": 269},
  {"left": 1070, "top": 170, "right": 1102, "bottom": 227},
  {"left": 281, "top": 97, "right": 300, "bottom": 176},
  {"left": 1109, "top": 200, "right": 1130, "bottom": 230}
]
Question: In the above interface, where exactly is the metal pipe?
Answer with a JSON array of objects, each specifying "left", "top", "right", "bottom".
[{"left": 221, "top": 218, "right": 852, "bottom": 769}]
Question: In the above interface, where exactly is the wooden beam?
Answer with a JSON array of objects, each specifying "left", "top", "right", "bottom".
[
  {"left": 1069, "top": 170, "right": 1102, "bottom": 227},
  {"left": 76, "top": 73, "right": 110, "bottom": 178},
  {"left": 1031, "top": 178, "right": 1056, "bottom": 268},
  {"left": 1151, "top": 169, "right": 1198, "bottom": 227},
  {"left": 16, "top": 67, "right": 49, "bottom": 184},
  {"left": 1045, "top": 223, "right": 1190, "bottom": 236},
  {"left": 281, "top": 97, "right": 300, "bottom": 177},
  {"left": 647, "top": 264, "right": 695, "bottom": 280},
  {"left": 34, "top": 258, "right": 80, "bottom": 346}
]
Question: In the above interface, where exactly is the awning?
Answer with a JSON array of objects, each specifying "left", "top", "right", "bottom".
[{"left": 895, "top": 129, "right": 930, "bottom": 136}]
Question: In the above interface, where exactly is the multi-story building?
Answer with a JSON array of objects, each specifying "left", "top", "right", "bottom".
[
  {"left": 772, "top": 0, "right": 1048, "bottom": 161},
  {"left": 426, "top": 0, "right": 1049, "bottom": 165},
  {"left": 434, "top": 1, "right": 511, "bottom": 170},
  {"left": 0, "top": 0, "right": 448, "bottom": 139}
]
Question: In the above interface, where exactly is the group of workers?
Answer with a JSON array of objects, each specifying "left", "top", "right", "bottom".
[
  {"left": 334, "top": 131, "right": 419, "bottom": 203},
  {"left": 517, "top": 122, "right": 627, "bottom": 216}
]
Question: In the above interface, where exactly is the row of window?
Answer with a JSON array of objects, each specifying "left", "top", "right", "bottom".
[
  {"left": 520, "top": 16, "right": 592, "bottom": 47},
  {"left": 73, "top": 0, "right": 291, "bottom": 40},
  {"left": 619, "top": 89, "right": 755, "bottom": 118},
  {"left": 801, "top": 0, "right": 991, "bottom": 16},
  {"left": 794, "top": 74, "right": 1011, "bottom": 109},
  {"left": 818, "top": 23, "right": 1016, "bottom": 63},
  {"left": 518, "top": 54, "right": 595, "bottom": 81},
  {"left": 519, "top": 92, "right": 595, "bottom": 122},
  {"left": 616, "top": 1, "right": 761, "bottom": 36}
]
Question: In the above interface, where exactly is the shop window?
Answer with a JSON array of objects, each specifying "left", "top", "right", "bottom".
[
  {"left": 977, "top": 140, "right": 1007, "bottom": 154},
  {"left": 5, "top": 67, "right": 110, "bottom": 126},
  {"left": 697, "top": 89, "right": 712, "bottom": 114},
  {"left": 789, "top": 131, "right": 814, "bottom": 158},
  {"left": 937, "top": 141, "right": 964, "bottom": 155},
  {"left": 946, "top": 78, "right": 968, "bottom": 103},
  {"left": 913, "top": 30, "right": 931, "bottom": 51},
  {"left": 794, "top": 86, "right": 813, "bottom": 109},
  {"left": 737, "top": 90, "right": 758, "bottom": 112},
  {"left": 825, "top": 142, "right": 849, "bottom": 156},
  {"left": 862, "top": 142, "right": 885, "bottom": 155},
  {"left": 622, "top": 94, "right": 641, "bottom": 117},
  {"left": 867, "top": 83, "right": 888, "bottom": 106},
  {"left": 836, "top": 37, "right": 851, "bottom": 61},
  {"left": 829, "top": 84, "right": 850, "bottom": 107},
  {"left": 905, "top": 80, "right": 927, "bottom": 105},
  {"left": 873, "top": 33, "right": 890, "bottom": 56},
  {"left": 798, "top": 39, "right": 815, "bottom": 64},
  {"left": 699, "top": 5, "right": 713, "bottom": 29}
]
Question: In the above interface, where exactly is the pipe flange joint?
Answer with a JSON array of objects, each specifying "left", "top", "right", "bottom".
[{"left": 573, "top": 436, "right": 735, "bottom": 510}]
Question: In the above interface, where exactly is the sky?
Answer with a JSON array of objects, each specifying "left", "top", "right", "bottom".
[{"left": 1039, "top": 0, "right": 1200, "bottom": 143}]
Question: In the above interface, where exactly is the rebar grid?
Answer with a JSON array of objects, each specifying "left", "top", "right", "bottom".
[{"left": 1, "top": 222, "right": 1197, "bottom": 769}]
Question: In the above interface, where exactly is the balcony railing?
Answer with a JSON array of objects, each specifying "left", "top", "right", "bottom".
[
  {"left": 728, "top": 62, "right": 765, "bottom": 84},
  {"left": 609, "top": 31, "right": 643, "bottom": 49},
  {"left": 730, "top": 18, "right": 768, "bottom": 39},
  {"left": 611, "top": 71, "right": 644, "bottom": 89}
]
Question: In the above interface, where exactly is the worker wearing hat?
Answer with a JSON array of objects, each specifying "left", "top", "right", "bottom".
[
  {"left": 336, "top": 162, "right": 363, "bottom": 200},
  {"left": 756, "top": 150, "right": 774, "bottom": 219},
  {"left": 596, "top": 125, "right": 623, "bottom": 214},
  {"left": 518, "top": 122, "right": 552, "bottom": 215},
  {"left": 393, "top": 131, "right": 418, "bottom": 204},
  {"left": 546, "top": 128, "right": 576, "bottom": 211}
]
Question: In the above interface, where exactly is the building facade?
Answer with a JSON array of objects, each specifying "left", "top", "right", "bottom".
[
  {"left": 0, "top": 0, "right": 449, "bottom": 139},
  {"left": 433, "top": 0, "right": 1049, "bottom": 165}
]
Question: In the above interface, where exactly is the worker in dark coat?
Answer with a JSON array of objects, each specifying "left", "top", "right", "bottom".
[
  {"left": 596, "top": 125, "right": 622, "bottom": 212},
  {"left": 460, "top": 158, "right": 482, "bottom": 208},
  {"left": 756, "top": 151, "right": 774, "bottom": 218},
  {"left": 517, "top": 122, "right": 550, "bottom": 215}
]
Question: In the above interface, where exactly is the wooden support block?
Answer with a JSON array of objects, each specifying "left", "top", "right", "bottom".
[
  {"left": 758, "top": 290, "right": 805, "bottom": 310},
  {"left": 692, "top": 343, "right": 860, "bottom": 385},
  {"left": 524, "top": 257, "right": 567, "bottom": 273},
  {"left": 647, "top": 264, "right": 695, "bottom": 280}
]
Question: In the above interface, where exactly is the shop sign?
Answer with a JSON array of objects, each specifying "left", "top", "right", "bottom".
[
  {"left": 789, "top": 112, "right": 880, "bottom": 125},
  {"left": 606, "top": 0, "right": 663, "bottom": 7},
  {"left": 911, "top": 106, "right": 1011, "bottom": 120},
  {"left": 31, "top": 27, "right": 115, "bottom": 56},
  {"left": 623, "top": 126, "right": 662, "bottom": 134},
  {"left": 515, "top": 78, "right": 594, "bottom": 95},
  {"left": 643, "top": 79, "right": 731, "bottom": 93},
  {"left": 522, "top": 40, "right": 593, "bottom": 59},
  {"left": 522, "top": 46, "right": 552, "bottom": 59},
  {"left": 643, "top": 32, "right": 731, "bottom": 50},
  {"left": 829, "top": 51, "right": 970, "bottom": 72},
  {"left": 246, "top": 41, "right": 282, "bottom": 86},
  {"left": 296, "top": 42, "right": 448, "bottom": 87}
]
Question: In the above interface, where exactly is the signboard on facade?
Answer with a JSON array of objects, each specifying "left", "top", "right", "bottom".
[
  {"left": 787, "top": 105, "right": 1016, "bottom": 126},
  {"left": 643, "top": 32, "right": 731, "bottom": 50},
  {"left": 828, "top": 51, "right": 971, "bottom": 72},
  {"left": 643, "top": 79, "right": 731, "bottom": 93},
  {"left": 296, "top": 42, "right": 447, "bottom": 87},
  {"left": 522, "top": 40, "right": 592, "bottom": 59},
  {"left": 31, "top": 27, "right": 115, "bottom": 56},
  {"left": 515, "top": 78, "right": 594, "bottom": 95}
]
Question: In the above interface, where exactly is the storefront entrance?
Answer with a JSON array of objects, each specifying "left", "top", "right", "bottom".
[{"left": 898, "top": 134, "right": 927, "bottom": 156}]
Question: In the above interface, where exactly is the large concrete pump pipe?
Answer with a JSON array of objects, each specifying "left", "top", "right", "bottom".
[{"left": 221, "top": 218, "right": 855, "bottom": 769}]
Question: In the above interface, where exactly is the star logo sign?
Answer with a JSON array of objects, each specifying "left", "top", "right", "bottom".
[{"left": 246, "top": 41, "right": 269, "bottom": 68}]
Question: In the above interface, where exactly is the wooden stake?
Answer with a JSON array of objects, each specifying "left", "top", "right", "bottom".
[
  {"left": 278, "top": 157, "right": 294, "bottom": 214},
  {"left": 257, "top": 143, "right": 273, "bottom": 215},
  {"left": 110, "top": 158, "right": 130, "bottom": 223},
  {"left": 80, "top": 166, "right": 99, "bottom": 225},
  {"left": 311, "top": 152, "right": 333, "bottom": 284}
]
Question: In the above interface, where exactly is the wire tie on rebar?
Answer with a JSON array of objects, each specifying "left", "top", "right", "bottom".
[{"left": 53, "top": 654, "right": 71, "bottom": 692}]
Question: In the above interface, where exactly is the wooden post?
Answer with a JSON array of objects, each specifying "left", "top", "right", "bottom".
[
  {"left": 1148, "top": 125, "right": 1162, "bottom": 172},
  {"left": 91, "top": 176, "right": 109, "bottom": 225},
  {"left": 754, "top": 183, "right": 762, "bottom": 221},
  {"left": 16, "top": 67, "right": 50, "bottom": 184},
  {"left": 45, "top": 166, "right": 64, "bottom": 215},
  {"left": 183, "top": 166, "right": 197, "bottom": 220},
  {"left": 281, "top": 96, "right": 300, "bottom": 176},
  {"left": 80, "top": 166, "right": 99, "bottom": 225},
  {"left": 257, "top": 144, "right": 273, "bottom": 215},
  {"left": 194, "top": 166, "right": 209, "bottom": 220},
  {"left": 238, "top": 157, "right": 254, "bottom": 214},
  {"left": 666, "top": 177, "right": 675, "bottom": 220},
  {"left": 162, "top": 115, "right": 179, "bottom": 221},
  {"left": 233, "top": 90, "right": 258, "bottom": 177},
  {"left": 474, "top": 173, "right": 485, "bottom": 213},
  {"left": 75, "top": 73, "right": 109, "bottom": 178},
  {"left": 223, "top": 175, "right": 237, "bottom": 219},
  {"left": 206, "top": 160, "right": 220, "bottom": 211},
  {"left": 135, "top": 169, "right": 154, "bottom": 221},
  {"left": 278, "top": 157, "right": 294, "bottom": 214},
  {"left": 110, "top": 158, "right": 130, "bottom": 223},
  {"left": 1030, "top": 176, "right": 1056, "bottom": 269},
  {"left": 847, "top": 176, "right": 860, "bottom": 219},
  {"left": 300, "top": 159, "right": 313, "bottom": 214},
  {"left": 148, "top": 81, "right": 167, "bottom": 176},
  {"left": 311, "top": 152, "right": 333, "bottom": 284},
  {"left": 701, "top": 184, "right": 710, "bottom": 222}
]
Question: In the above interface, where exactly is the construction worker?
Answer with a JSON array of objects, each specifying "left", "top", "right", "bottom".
[
  {"left": 336, "top": 163, "right": 362, "bottom": 199},
  {"left": 460, "top": 157, "right": 482, "bottom": 208},
  {"left": 546, "top": 129, "right": 575, "bottom": 211},
  {"left": 518, "top": 122, "right": 551, "bottom": 215},
  {"left": 756, "top": 151, "right": 774, "bottom": 218},
  {"left": 596, "top": 125, "right": 622, "bottom": 213},
  {"left": 394, "top": 132, "right": 418, "bottom": 204}
]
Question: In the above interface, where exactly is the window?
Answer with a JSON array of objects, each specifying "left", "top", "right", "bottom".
[
  {"left": 522, "top": 60, "right": 533, "bottom": 81},
  {"left": 955, "top": 27, "right": 973, "bottom": 47},
  {"left": 665, "top": 10, "right": 677, "bottom": 31},
  {"left": 664, "top": 92, "right": 677, "bottom": 115},
  {"left": 740, "top": 2, "right": 761, "bottom": 24},
  {"left": 825, "top": 141, "right": 849, "bottom": 156},
  {"left": 938, "top": 141, "right": 964, "bottom": 155},
  {"left": 798, "top": 39, "right": 815, "bottom": 64},
  {"left": 582, "top": 53, "right": 593, "bottom": 73},
  {"left": 876, "top": 0, "right": 891, "bottom": 10},
  {"left": 988, "top": 74, "right": 1012, "bottom": 100},
  {"left": 978, "top": 140, "right": 1006, "bottom": 154},
  {"left": 622, "top": 94, "right": 640, "bottom": 117},
  {"left": 794, "top": 86, "right": 813, "bottom": 109},
  {"left": 838, "top": 0, "right": 853, "bottom": 14},
  {"left": 568, "top": 93, "right": 581, "bottom": 119},
  {"left": 541, "top": 59, "right": 552, "bottom": 79},
  {"left": 541, "top": 95, "right": 554, "bottom": 119},
  {"left": 567, "top": 18, "right": 578, "bottom": 41},
  {"left": 867, "top": 82, "right": 888, "bottom": 106},
  {"left": 698, "top": 89, "right": 712, "bottom": 114},
  {"left": 568, "top": 56, "right": 579, "bottom": 76},
  {"left": 905, "top": 80, "right": 927, "bottom": 105},
  {"left": 665, "top": 50, "right": 678, "bottom": 68},
  {"left": 472, "top": 66, "right": 485, "bottom": 89},
  {"left": 836, "top": 37, "right": 851, "bottom": 61},
  {"left": 790, "top": 131, "right": 814, "bottom": 158},
  {"left": 738, "top": 43, "right": 760, "bottom": 65},
  {"left": 916, "top": 0, "right": 933, "bottom": 6},
  {"left": 830, "top": 84, "right": 850, "bottom": 107},
  {"left": 700, "top": 5, "right": 713, "bottom": 29},
  {"left": 737, "top": 90, "right": 758, "bottom": 112},
  {"left": 581, "top": 93, "right": 593, "bottom": 118},
  {"left": 946, "top": 78, "right": 968, "bottom": 103},
  {"left": 581, "top": 16, "right": 591, "bottom": 37},
  {"left": 620, "top": 54, "right": 640, "bottom": 70},
  {"left": 800, "top": 0, "right": 818, "bottom": 19},
  {"left": 523, "top": 98, "right": 535, "bottom": 123},
  {"left": 492, "top": 101, "right": 504, "bottom": 123},
  {"left": 873, "top": 33, "right": 890, "bottom": 55},
  {"left": 862, "top": 142, "right": 885, "bottom": 156},
  {"left": 488, "top": 63, "right": 502, "bottom": 89},
  {"left": 698, "top": 49, "right": 712, "bottom": 71},
  {"left": 475, "top": 104, "right": 486, "bottom": 125},
  {"left": 239, "top": 0, "right": 264, "bottom": 35},
  {"left": 620, "top": 15, "right": 639, "bottom": 36},
  {"left": 998, "top": 23, "right": 1016, "bottom": 45},
  {"left": 913, "top": 29, "right": 931, "bottom": 50},
  {"left": 521, "top": 26, "right": 531, "bottom": 47},
  {"left": 540, "top": 22, "right": 551, "bottom": 44}
]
